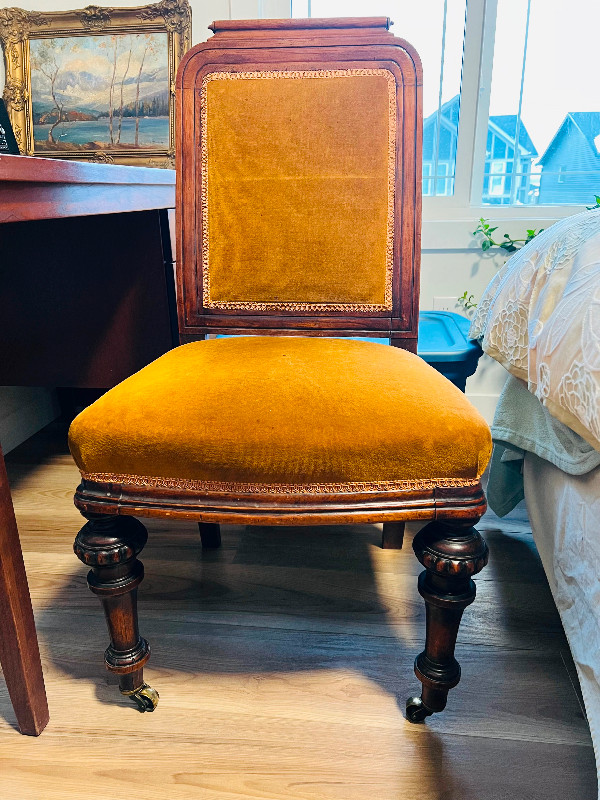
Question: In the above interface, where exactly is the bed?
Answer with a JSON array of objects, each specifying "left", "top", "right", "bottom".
[{"left": 470, "top": 207, "right": 600, "bottom": 792}]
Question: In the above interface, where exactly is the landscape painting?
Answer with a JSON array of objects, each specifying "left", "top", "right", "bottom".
[{"left": 30, "top": 32, "right": 169, "bottom": 154}]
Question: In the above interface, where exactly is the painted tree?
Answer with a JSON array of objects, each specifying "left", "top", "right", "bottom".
[
  {"left": 32, "top": 39, "right": 67, "bottom": 144},
  {"left": 99, "top": 34, "right": 128, "bottom": 146},
  {"left": 107, "top": 36, "right": 119, "bottom": 145},
  {"left": 116, "top": 40, "right": 133, "bottom": 144},
  {"left": 133, "top": 34, "right": 158, "bottom": 147}
]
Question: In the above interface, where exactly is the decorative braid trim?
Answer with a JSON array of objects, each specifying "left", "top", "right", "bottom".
[
  {"left": 200, "top": 68, "right": 396, "bottom": 313},
  {"left": 81, "top": 472, "right": 480, "bottom": 495}
]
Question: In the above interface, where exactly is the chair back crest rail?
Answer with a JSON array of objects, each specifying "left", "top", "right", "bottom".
[{"left": 175, "top": 17, "right": 423, "bottom": 350}]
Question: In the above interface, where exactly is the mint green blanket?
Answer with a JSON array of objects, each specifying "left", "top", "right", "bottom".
[{"left": 487, "top": 375, "right": 600, "bottom": 517}]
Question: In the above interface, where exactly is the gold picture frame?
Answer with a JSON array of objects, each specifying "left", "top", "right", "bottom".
[{"left": 0, "top": 1, "right": 191, "bottom": 166}]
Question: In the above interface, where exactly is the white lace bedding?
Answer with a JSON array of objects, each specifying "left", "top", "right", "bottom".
[{"left": 470, "top": 208, "right": 600, "bottom": 452}]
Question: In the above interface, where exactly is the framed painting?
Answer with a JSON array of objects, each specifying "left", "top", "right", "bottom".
[{"left": 0, "top": 1, "right": 191, "bottom": 167}]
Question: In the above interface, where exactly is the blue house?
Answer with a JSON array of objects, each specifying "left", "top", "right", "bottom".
[
  {"left": 423, "top": 96, "right": 537, "bottom": 204},
  {"left": 538, "top": 112, "right": 600, "bottom": 205}
]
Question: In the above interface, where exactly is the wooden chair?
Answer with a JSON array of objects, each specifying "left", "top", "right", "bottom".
[
  {"left": 0, "top": 447, "right": 49, "bottom": 735},
  {"left": 69, "top": 17, "right": 491, "bottom": 721}
]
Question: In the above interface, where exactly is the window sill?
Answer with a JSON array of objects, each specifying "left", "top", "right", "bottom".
[{"left": 421, "top": 201, "right": 589, "bottom": 250}]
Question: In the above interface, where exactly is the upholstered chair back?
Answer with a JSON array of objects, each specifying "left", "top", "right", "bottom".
[{"left": 176, "top": 18, "right": 422, "bottom": 350}]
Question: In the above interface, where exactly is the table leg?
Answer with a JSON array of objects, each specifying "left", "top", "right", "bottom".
[{"left": 0, "top": 447, "right": 49, "bottom": 735}]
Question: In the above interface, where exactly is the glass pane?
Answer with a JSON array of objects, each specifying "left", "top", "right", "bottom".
[
  {"left": 292, "top": 1, "right": 467, "bottom": 197},
  {"left": 484, "top": 0, "right": 600, "bottom": 206}
]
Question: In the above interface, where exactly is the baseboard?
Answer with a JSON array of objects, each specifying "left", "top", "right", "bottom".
[{"left": 0, "top": 387, "right": 60, "bottom": 454}]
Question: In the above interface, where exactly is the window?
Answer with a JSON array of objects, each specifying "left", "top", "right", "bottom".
[{"left": 483, "top": 0, "right": 600, "bottom": 206}]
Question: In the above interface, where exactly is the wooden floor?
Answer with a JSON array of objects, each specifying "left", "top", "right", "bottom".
[{"left": 0, "top": 424, "right": 597, "bottom": 800}]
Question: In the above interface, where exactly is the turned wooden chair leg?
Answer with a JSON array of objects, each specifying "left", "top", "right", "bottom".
[
  {"left": 198, "top": 522, "right": 221, "bottom": 549},
  {"left": 0, "top": 449, "right": 49, "bottom": 735},
  {"left": 382, "top": 521, "right": 405, "bottom": 549},
  {"left": 407, "top": 520, "right": 489, "bottom": 722},
  {"left": 73, "top": 513, "right": 158, "bottom": 712}
]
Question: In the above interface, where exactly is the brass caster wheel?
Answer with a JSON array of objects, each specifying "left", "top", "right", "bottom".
[
  {"left": 121, "top": 683, "right": 159, "bottom": 712},
  {"left": 406, "top": 696, "right": 433, "bottom": 723}
]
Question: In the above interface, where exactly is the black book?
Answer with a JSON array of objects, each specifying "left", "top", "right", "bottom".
[{"left": 0, "top": 99, "right": 20, "bottom": 155}]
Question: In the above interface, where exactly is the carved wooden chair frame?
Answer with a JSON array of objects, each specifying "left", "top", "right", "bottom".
[{"left": 72, "top": 18, "right": 488, "bottom": 721}]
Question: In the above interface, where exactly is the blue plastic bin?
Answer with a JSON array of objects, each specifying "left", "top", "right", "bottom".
[
  {"left": 330, "top": 312, "right": 483, "bottom": 392},
  {"left": 417, "top": 311, "right": 483, "bottom": 392}
]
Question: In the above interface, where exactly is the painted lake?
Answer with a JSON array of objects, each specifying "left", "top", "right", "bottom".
[{"left": 34, "top": 117, "right": 169, "bottom": 149}]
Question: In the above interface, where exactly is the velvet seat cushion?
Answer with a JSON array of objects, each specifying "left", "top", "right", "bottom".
[{"left": 69, "top": 337, "right": 491, "bottom": 492}]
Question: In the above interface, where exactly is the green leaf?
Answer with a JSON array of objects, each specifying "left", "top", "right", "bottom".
[{"left": 481, "top": 239, "right": 491, "bottom": 251}]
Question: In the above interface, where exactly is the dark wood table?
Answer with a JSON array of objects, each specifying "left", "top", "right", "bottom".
[
  {"left": 0, "top": 154, "right": 177, "bottom": 388},
  {"left": 0, "top": 154, "right": 177, "bottom": 733}
]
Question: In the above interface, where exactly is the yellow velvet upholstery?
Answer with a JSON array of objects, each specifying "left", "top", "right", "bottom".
[
  {"left": 203, "top": 71, "right": 394, "bottom": 310},
  {"left": 69, "top": 337, "right": 491, "bottom": 490}
]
